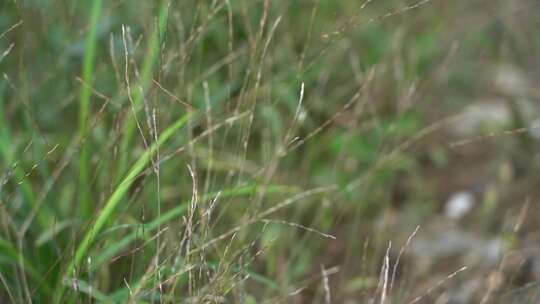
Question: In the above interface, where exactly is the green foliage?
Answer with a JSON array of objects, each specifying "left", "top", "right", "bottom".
[{"left": 1, "top": 0, "right": 538, "bottom": 302}]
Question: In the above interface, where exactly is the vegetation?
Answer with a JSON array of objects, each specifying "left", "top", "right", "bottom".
[{"left": 1, "top": 0, "right": 539, "bottom": 303}]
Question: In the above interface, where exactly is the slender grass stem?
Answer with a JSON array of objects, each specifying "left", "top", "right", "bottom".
[{"left": 78, "top": 0, "right": 103, "bottom": 221}]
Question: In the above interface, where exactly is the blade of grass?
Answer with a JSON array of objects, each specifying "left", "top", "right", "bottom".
[
  {"left": 79, "top": 0, "right": 104, "bottom": 221},
  {"left": 92, "top": 184, "right": 296, "bottom": 269},
  {"left": 34, "top": 220, "right": 78, "bottom": 247},
  {"left": 53, "top": 112, "right": 191, "bottom": 303}
]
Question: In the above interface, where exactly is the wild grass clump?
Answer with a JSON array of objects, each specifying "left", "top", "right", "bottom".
[{"left": 1, "top": 0, "right": 539, "bottom": 303}]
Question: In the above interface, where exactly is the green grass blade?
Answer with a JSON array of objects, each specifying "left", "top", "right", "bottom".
[
  {"left": 78, "top": 0, "right": 104, "bottom": 221},
  {"left": 92, "top": 184, "right": 296, "bottom": 269},
  {"left": 34, "top": 220, "right": 78, "bottom": 247},
  {"left": 92, "top": 205, "right": 187, "bottom": 269},
  {"left": 54, "top": 112, "right": 191, "bottom": 303}
]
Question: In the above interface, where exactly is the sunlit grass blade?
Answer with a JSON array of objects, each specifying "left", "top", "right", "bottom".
[
  {"left": 54, "top": 112, "right": 192, "bottom": 303},
  {"left": 78, "top": 0, "right": 104, "bottom": 221}
]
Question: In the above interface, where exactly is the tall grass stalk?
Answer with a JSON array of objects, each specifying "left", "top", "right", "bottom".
[{"left": 78, "top": 0, "right": 103, "bottom": 221}]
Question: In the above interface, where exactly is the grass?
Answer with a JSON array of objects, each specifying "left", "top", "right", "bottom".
[
  {"left": 78, "top": 0, "right": 104, "bottom": 221},
  {"left": 1, "top": 0, "right": 540, "bottom": 303},
  {"left": 54, "top": 112, "right": 192, "bottom": 303},
  {"left": 116, "top": 0, "right": 170, "bottom": 179}
]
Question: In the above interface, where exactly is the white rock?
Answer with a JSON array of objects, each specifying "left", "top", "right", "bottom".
[{"left": 444, "top": 191, "right": 475, "bottom": 219}]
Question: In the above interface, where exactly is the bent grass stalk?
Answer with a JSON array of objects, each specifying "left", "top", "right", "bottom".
[
  {"left": 54, "top": 112, "right": 192, "bottom": 303},
  {"left": 79, "top": 0, "right": 103, "bottom": 221}
]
